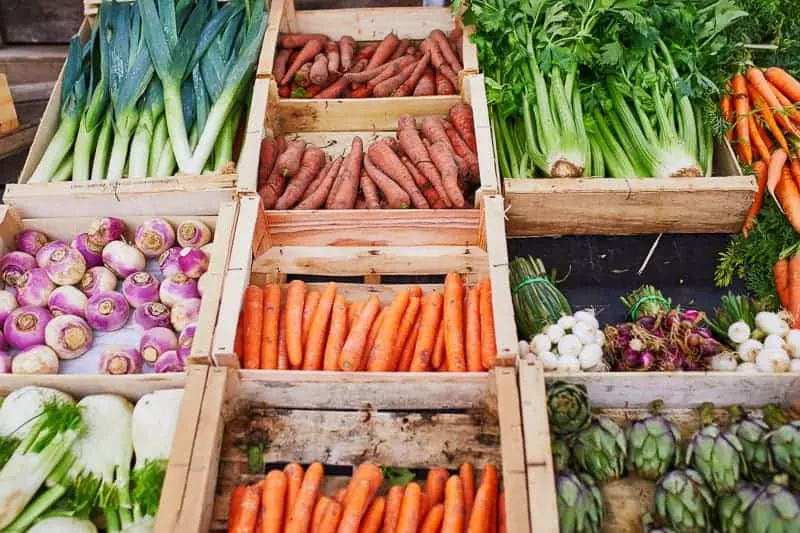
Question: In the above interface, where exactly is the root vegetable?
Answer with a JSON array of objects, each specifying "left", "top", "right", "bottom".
[
  {"left": 310, "top": 54, "right": 329, "bottom": 86},
  {"left": 326, "top": 137, "right": 363, "bottom": 209},
  {"left": 0, "top": 290, "right": 17, "bottom": 324},
  {"left": 35, "top": 241, "right": 65, "bottom": 268},
  {"left": 395, "top": 52, "right": 430, "bottom": 97},
  {"left": 281, "top": 39, "right": 324, "bottom": 86},
  {"left": 135, "top": 219, "right": 176, "bottom": 259},
  {"left": 430, "top": 29, "right": 462, "bottom": 73},
  {"left": 176, "top": 220, "right": 212, "bottom": 248},
  {"left": 279, "top": 34, "right": 326, "bottom": 49},
  {"left": 15, "top": 230, "right": 48, "bottom": 257},
  {"left": 401, "top": 156, "right": 446, "bottom": 208},
  {"left": 363, "top": 154, "right": 411, "bottom": 209},
  {"left": 122, "top": 272, "right": 160, "bottom": 308},
  {"left": 99, "top": 346, "right": 143, "bottom": 375},
  {"left": 4, "top": 306, "right": 52, "bottom": 350},
  {"left": 737, "top": 362, "right": 758, "bottom": 373},
  {"left": 133, "top": 302, "right": 171, "bottom": 331},
  {"left": 159, "top": 247, "right": 182, "bottom": 279},
  {"left": 178, "top": 247, "right": 209, "bottom": 279},
  {"left": 295, "top": 156, "right": 344, "bottom": 209},
  {"left": 178, "top": 323, "right": 196, "bottom": 360},
  {"left": 79, "top": 266, "right": 116, "bottom": 298},
  {"left": 397, "top": 116, "right": 450, "bottom": 207},
  {"left": 41, "top": 243, "right": 86, "bottom": 286},
  {"left": 154, "top": 350, "right": 184, "bottom": 373},
  {"left": 44, "top": 314, "right": 92, "bottom": 359},
  {"left": 259, "top": 137, "right": 280, "bottom": 189},
  {"left": 12, "top": 345, "right": 58, "bottom": 374},
  {"left": 367, "top": 141, "right": 429, "bottom": 208},
  {"left": 71, "top": 233, "right": 104, "bottom": 268},
  {"left": 366, "top": 33, "right": 400, "bottom": 70},
  {"left": 102, "top": 241, "right": 145, "bottom": 278},
  {"left": 339, "top": 36, "right": 356, "bottom": 70},
  {"left": 557, "top": 354, "right": 581, "bottom": 372},
  {"left": 140, "top": 327, "right": 178, "bottom": 364},
  {"left": 579, "top": 344, "right": 603, "bottom": 369},
  {"left": 48, "top": 286, "right": 87, "bottom": 318},
  {"left": 313, "top": 75, "right": 350, "bottom": 99},
  {"left": 373, "top": 60, "right": 417, "bottom": 97},
  {"left": 442, "top": 120, "right": 479, "bottom": 179},
  {"left": 325, "top": 41, "right": 340, "bottom": 74},
  {"left": 531, "top": 334, "right": 552, "bottom": 355},
  {"left": 756, "top": 347, "right": 791, "bottom": 372},
  {"left": 426, "top": 139, "right": 466, "bottom": 207},
  {"left": 449, "top": 103, "right": 477, "bottom": 152},
  {"left": 728, "top": 321, "right": 752, "bottom": 345},
  {"left": 275, "top": 148, "right": 327, "bottom": 209},
  {"left": 87, "top": 217, "right": 126, "bottom": 249},
  {"left": 16, "top": 268, "right": 55, "bottom": 307},
  {"left": 710, "top": 352, "right": 739, "bottom": 371},
  {"left": 86, "top": 292, "right": 129, "bottom": 332},
  {"left": 160, "top": 274, "right": 200, "bottom": 307},
  {"left": 360, "top": 173, "right": 382, "bottom": 209},
  {"left": 171, "top": 298, "right": 201, "bottom": 332},
  {"left": 391, "top": 39, "right": 411, "bottom": 60},
  {"left": 0, "top": 251, "right": 36, "bottom": 287},
  {"left": 295, "top": 62, "right": 312, "bottom": 88},
  {"left": 0, "top": 353, "right": 9, "bottom": 373},
  {"left": 273, "top": 48, "right": 291, "bottom": 83},
  {"left": 414, "top": 69, "right": 436, "bottom": 96},
  {"left": 419, "top": 38, "right": 459, "bottom": 87}
]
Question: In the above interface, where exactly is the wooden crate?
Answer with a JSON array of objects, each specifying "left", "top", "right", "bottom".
[
  {"left": 0, "top": 199, "right": 240, "bottom": 368},
  {"left": 194, "top": 192, "right": 517, "bottom": 368},
  {"left": 181, "top": 365, "right": 530, "bottom": 532},
  {"left": 256, "top": 0, "right": 478, "bottom": 81},
  {"left": 504, "top": 142, "right": 758, "bottom": 236},
  {"left": 0, "top": 365, "right": 211, "bottom": 533},
  {"left": 518, "top": 361, "right": 800, "bottom": 533}
]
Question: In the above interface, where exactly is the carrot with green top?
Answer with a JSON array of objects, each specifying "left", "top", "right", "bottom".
[
  {"left": 367, "top": 290, "right": 411, "bottom": 371},
  {"left": 775, "top": 166, "right": 800, "bottom": 233},
  {"left": 789, "top": 245, "right": 800, "bottom": 326},
  {"left": 749, "top": 84, "right": 790, "bottom": 154},
  {"left": 742, "top": 160, "right": 768, "bottom": 237},
  {"left": 767, "top": 149, "right": 788, "bottom": 205},
  {"left": 748, "top": 115, "right": 772, "bottom": 164},
  {"left": 339, "top": 296, "right": 381, "bottom": 371},
  {"left": 304, "top": 282, "right": 337, "bottom": 370},
  {"left": 732, "top": 74, "right": 752, "bottom": 164},
  {"left": 775, "top": 256, "right": 791, "bottom": 310},
  {"left": 749, "top": 67, "right": 800, "bottom": 138},
  {"left": 243, "top": 286, "right": 264, "bottom": 369},
  {"left": 721, "top": 92, "right": 734, "bottom": 141},
  {"left": 766, "top": 67, "right": 800, "bottom": 103},
  {"left": 767, "top": 80, "right": 800, "bottom": 123}
]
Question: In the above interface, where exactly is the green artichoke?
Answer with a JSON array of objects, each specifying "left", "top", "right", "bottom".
[
  {"left": 763, "top": 405, "right": 800, "bottom": 485},
  {"left": 573, "top": 416, "right": 627, "bottom": 483},
  {"left": 728, "top": 405, "right": 774, "bottom": 484},
  {"left": 686, "top": 402, "right": 746, "bottom": 493},
  {"left": 642, "top": 513, "right": 678, "bottom": 533},
  {"left": 552, "top": 437, "right": 572, "bottom": 473},
  {"left": 745, "top": 477, "right": 800, "bottom": 533},
  {"left": 556, "top": 471, "right": 603, "bottom": 533},
  {"left": 627, "top": 400, "right": 682, "bottom": 481},
  {"left": 716, "top": 481, "right": 760, "bottom": 533},
  {"left": 652, "top": 468, "right": 715, "bottom": 533},
  {"left": 547, "top": 381, "right": 592, "bottom": 436}
]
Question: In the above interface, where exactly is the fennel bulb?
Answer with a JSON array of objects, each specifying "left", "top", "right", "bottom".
[{"left": 27, "top": 516, "right": 98, "bottom": 533}]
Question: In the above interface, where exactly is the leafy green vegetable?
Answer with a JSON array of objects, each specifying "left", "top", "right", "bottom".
[{"left": 381, "top": 466, "right": 416, "bottom": 487}]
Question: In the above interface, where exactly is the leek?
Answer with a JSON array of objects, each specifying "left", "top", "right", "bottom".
[
  {"left": 91, "top": 108, "right": 114, "bottom": 181},
  {"left": 129, "top": 81, "right": 165, "bottom": 178},
  {"left": 149, "top": 116, "right": 169, "bottom": 176}
]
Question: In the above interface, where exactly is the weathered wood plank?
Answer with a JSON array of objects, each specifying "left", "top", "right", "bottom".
[{"left": 0, "top": 74, "right": 19, "bottom": 134}]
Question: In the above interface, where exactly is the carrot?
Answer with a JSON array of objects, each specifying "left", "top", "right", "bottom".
[
  {"left": 302, "top": 291, "right": 322, "bottom": 350},
  {"left": 464, "top": 286, "right": 482, "bottom": 372},
  {"left": 479, "top": 278, "right": 497, "bottom": 370},
  {"left": 319, "top": 500, "right": 343, "bottom": 533},
  {"left": 354, "top": 43, "right": 378, "bottom": 64},
  {"left": 295, "top": 62, "right": 313, "bottom": 88},
  {"left": 261, "top": 470, "right": 288, "bottom": 533},
  {"left": 424, "top": 467, "right": 449, "bottom": 507},
  {"left": 303, "top": 282, "right": 337, "bottom": 370},
  {"left": 277, "top": 311, "right": 289, "bottom": 370},
  {"left": 234, "top": 312, "right": 244, "bottom": 364},
  {"left": 279, "top": 84, "right": 291, "bottom": 98},
  {"left": 242, "top": 286, "right": 264, "bottom": 369},
  {"left": 748, "top": 115, "right": 772, "bottom": 164},
  {"left": 442, "top": 120, "right": 479, "bottom": 180},
  {"left": 791, "top": 157, "right": 800, "bottom": 189},
  {"left": 348, "top": 301, "right": 366, "bottom": 329},
  {"left": 431, "top": 320, "right": 446, "bottom": 371},
  {"left": 775, "top": 166, "right": 800, "bottom": 233},
  {"left": 285, "top": 281, "right": 306, "bottom": 368},
  {"left": 363, "top": 307, "right": 387, "bottom": 368},
  {"left": 766, "top": 67, "right": 800, "bottom": 103},
  {"left": 391, "top": 295, "right": 421, "bottom": 369},
  {"left": 430, "top": 29, "right": 462, "bottom": 71},
  {"left": 259, "top": 138, "right": 280, "bottom": 189},
  {"left": 391, "top": 39, "right": 411, "bottom": 60},
  {"left": 400, "top": 156, "right": 445, "bottom": 209},
  {"left": 336, "top": 489, "right": 347, "bottom": 503},
  {"left": 310, "top": 54, "right": 329, "bottom": 86},
  {"left": 339, "top": 296, "right": 381, "bottom": 371},
  {"left": 460, "top": 463, "right": 475, "bottom": 519},
  {"left": 350, "top": 85, "right": 372, "bottom": 99},
  {"left": 382, "top": 486, "right": 405, "bottom": 533},
  {"left": 419, "top": 492, "right": 431, "bottom": 523},
  {"left": 326, "top": 41, "right": 341, "bottom": 74},
  {"left": 768, "top": 149, "right": 789, "bottom": 205},
  {"left": 340, "top": 36, "right": 356, "bottom": 70},
  {"left": 467, "top": 465, "right": 498, "bottom": 533},
  {"left": 436, "top": 71, "right": 456, "bottom": 95},
  {"left": 397, "top": 314, "right": 422, "bottom": 372},
  {"left": 419, "top": 504, "right": 444, "bottom": 533},
  {"left": 373, "top": 60, "right": 417, "bottom": 98},
  {"left": 258, "top": 284, "right": 281, "bottom": 370},
  {"left": 343, "top": 463, "right": 384, "bottom": 510},
  {"left": 768, "top": 80, "right": 800, "bottom": 123},
  {"left": 280, "top": 33, "right": 326, "bottom": 49},
  {"left": 395, "top": 482, "right": 422, "bottom": 533},
  {"left": 363, "top": 153, "right": 411, "bottom": 209},
  {"left": 748, "top": 68, "right": 800, "bottom": 138},
  {"left": 264, "top": 140, "right": 306, "bottom": 204},
  {"left": 285, "top": 462, "right": 324, "bottom": 533},
  {"left": 742, "top": 160, "right": 769, "bottom": 237},
  {"left": 282, "top": 38, "right": 325, "bottom": 85},
  {"left": 327, "top": 137, "right": 364, "bottom": 210},
  {"left": 273, "top": 49, "right": 292, "bottom": 84},
  {"left": 427, "top": 138, "right": 466, "bottom": 208},
  {"left": 414, "top": 69, "right": 436, "bottom": 96},
  {"left": 360, "top": 173, "right": 382, "bottom": 209},
  {"left": 276, "top": 148, "right": 327, "bottom": 210},
  {"left": 449, "top": 103, "right": 477, "bottom": 153},
  {"left": 440, "top": 476, "right": 464, "bottom": 533},
  {"left": 367, "top": 290, "right": 411, "bottom": 371},
  {"left": 443, "top": 273, "right": 467, "bottom": 372},
  {"left": 749, "top": 84, "right": 790, "bottom": 155},
  {"left": 314, "top": 76, "right": 351, "bottom": 99},
  {"left": 229, "top": 482, "right": 262, "bottom": 533},
  {"left": 228, "top": 485, "right": 247, "bottom": 533},
  {"left": 337, "top": 480, "right": 372, "bottom": 533},
  {"left": 313, "top": 497, "right": 332, "bottom": 533},
  {"left": 721, "top": 92, "right": 734, "bottom": 141},
  {"left": 497, "top": 492, "right": 506, "bottom": 533},
  {"left": 359, "top": 497, "right": 386, "bottom": 533},
  {"left": 296, "top": 156, "right": 344, "bottom": 209},
  {"left": 419, "top": 39, "right": 459, "bottom": 87},
  {"left": 302, "top": 159, "right": 333, "bottom": 203},
  {"left": 790, "top": 247, "right": 800, "bottom": 327},
  {"left": 323, "top": 294, "right": 348, "bottom": 371},
  {"left": 368, "top": 140, "right": 429, "bottom": 208},
  {"left": 775, "top": 257, "right": 791, "bottom": 310},
  {"left": 366, "top": 33, "right": 400, "bottom": 70},
  {"left": 397, "top": 116, "right": 451, "bottom": 207}
]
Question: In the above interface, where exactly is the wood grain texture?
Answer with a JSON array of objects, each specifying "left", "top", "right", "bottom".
[
  {"left": 0, "top": 45, "right": 66, "bottom": 86},
  {"left": 0, "top": 0, "right": 82, "bottom": 43},
  {"left": 0, "top": 74, "right": 19, "bottom": 134}
]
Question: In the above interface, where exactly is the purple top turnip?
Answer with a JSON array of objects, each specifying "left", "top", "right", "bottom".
[
  {"left": 41, "top": 243, "right": 86, "bottom": 285},
  {"left": 0, "top": 290, "right": 18, "bottom": 324},
  {"left": 86, "top": 291, "right": 129, "bottom": 332},
  {"left": 176, "top": 220, "right": 212, "bottom": 248},
  {"left": 45, "top": 314, "right": 93, "bottom": 360},
  {"left": 171, "top": 298, "right": 200, "bottom": 333},
  {"left": 80, "top": 266, "right": 117, "bottom": 298},
  {"left": 99, "top": 345, "right": 142, "bottom": 375},
  {"left": 139, "top": 327, "right": 178, "bottom": 364},
  {"left": 102, "top": 241, "right": 145, "bottom": 279},
  {"left": 4, "top": 306, "right": 52, "bottom": 350},
  {"left": 178, "top": 323, "right": 196, "bottom": 360},
  {"left": 15, "top": 230, "right": 48, "bottom": 256},
  {"left": 159, "top": 247, "right": 182, "bottom": 278},
  {"left": 11, "top": 345, "right": 58, "bottom": 374},
  {"left": 178, "top": 247, "right": 208, "bottom": 279},
  {"left": 48, "top": 286, "right": 88, "bottom": 318},
  {"left": 35, "top": 241, "right": 67, "bottom": 268},
  {"left": 134, "top": 218, "right": 176, "bottom": 258},
  {"left": 87, "top": 217, "right": 126, "bottom": 248},
  {"left": 0, "top": 352, "right": 10, "bottom": 374},
  {"left": 16, "top": 268, "right": 55, "bottom": 307},
  {"left": 132, "top": 302, "right": 171, "bottom": 331},
  {"left": 0, "top": 251, "right": 36, "bottom": 287},
  {"left": 71, "top": 233, "right": 104, "bottom": 268},
  {"left": 122, "top": 272, "right": 160, "bottom": 308},
  {"left": 160, "top": 273, "right": 199, "bottom": 307},
  {"left": 153, "top": 350, "right": 184, "bottom": 373}
]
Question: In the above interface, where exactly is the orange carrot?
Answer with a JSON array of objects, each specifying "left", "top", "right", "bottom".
[
  {"left": 327, "top": 137, "right": 364, "bottom": 210},
  {"left": 398, "top": 314, "right": 422, "bottom": 372},
  {"left": 314, "top": 76, "right": 351, "bottom": 99},
  {"left": 284, "top": 464, "right": 305, "bottom": 523},
  {"left": 275, "top": 148, "right": 328, "bottom": 209},
  {"left": 441, "top": 476, "right": 464, "bottom": 533},
  {"left": 337, "top": 480, "right": 372, "bottom": 533},
  {"left": 768, "top": 149, "right": 789, "bottom": 204},
  {"left": 367, "top": 290, "right": 411, "bottom": 371},
  {"left": 259, "top": 138, "right": 280, "bottom": 189},
  {"left": 419, "top": 492, "right": 431, "bottom": 523},
  {"left": 766, "top": 67, "right": 800, "bottom": 103},
  {"left": 382, "top": 485, "right": 404, "bottom": 533},
  {"left": 373, "top": 60, "right": 418, "bottom": 98},
  {"left": 414, "top": 69, "right": 436, "bottom": 96},
  {"left": 464, "top": 286, "right": 482, "bottom": 372},
  {"left": 395, "top": 52, "right": 431, "bottom": 97},
  {"left": 360, "top": 173, "right": 382, "bottom": 209},
  {"left": 391, "top": 296, "right": 421, "bottom": 370},
  {"left": 497, "top": 492, "right": 506, "bottom": 533},
  {"left": 432, "top": 320, "right": 446, "bottom": 371},
  {"left": 243, "top": 286, "right": 264, "bottom": 369},
  {"left": 296, "top": 156, "right": 344, "bottom": 209},
  {"left": 364, "top": 308, "right": 387, "bottom": 369},
  {"left": 319, "top": 500, "right": 343, "bottom": 533},
  {"left": 444, "top": 273, "right": 467, "bottom": 372},
  {"left": 767, "top": 80, "right": 800, "bottom": 123},
  {"left": 336, "top": 489, "right": 347, "bottom": 503},
  {"left": 228, "top": 485, "right": 247, "bottom": 533},
  {"left": 396, "top": 115, "right": 451, "bottom": 207},
  {"left": 401, "top": 156, "right": 446, "bottom": 208},
  {"left": 419, "top": 504, "right": 444, "bottom": 533},
  {"left": 323, "top": 294, "right": 348, "bottom": 371},
  {"left": 748, "top": 115, "right": 772, "bottom": 163},
  {"left": 302, "top": 291, "right": 322, "bottom": 346},
  {"left": 229, "top": 482, "right": 262, "bottom": 533},
  {"left": 449, "top": 103, "right": 477, "bottom": 153},
  {"left": 339, "top": 296, "right": 381, "bottom": 371},
  {"left": 312, "top": 497, "right": 332, "bottom": 533},
  {"left": 359, "top": 497, "right": 386, "bottom": 533},
  {"left": 409, "top": 292, "right": 444, "bottom": 371},
  {"left": 304, "top": 282, "right": 337, "bottom": 370},
  {"left": 460, "top": 463, "right": 475, "bottom": 519},
  {"left": 343, "top": 463, "right": 384, "bottom": 511},
  {"left": 748, "top": 68, "right": 800, "bottom": 138},
  {"left": 436, "top": 71, "right": 456, "bottom": 95},
  {"left": 348, "top": 301, "right": 366, "bottom": 329},
  {"left": 776, "top": 166, "right": 800, "bottom": 233},
  {"left": 419, "top": 38, "right": 459, "bottom": 87},
  {"left": 260, "top": 285, "right": 281, "bottom": 369},
  {"left": 790, "top": 248, "right": 800, "bottom": 326},
  {"left": 282, "top": 39, "right": 325, "bottom": 85},
  {"left": 279, "top": 34, "right": 326, "bottom": 49},
  {"left": 467, "top": 466, "right": 498, "bottom": 533},
  {"left": 367, "top": 141, "right": 429, "bottom": 209},
  {"left": 426, "top": 138, "right": 466, "bottom": 207},
  {"left": 742, "top": 160, "right": 769, "bottom": 237},
  {"left": 273, "top": 49, "right": 292, "bottom": 85},
  {"left": 732, "top": 74, "right": 752, "bottom": 165},
  {"left": 395, "top": 482, "right": 422, "bottom": 533},
  {"left": 234, "top": 312, "right": 244, "bottom": 365},
  {"left": 479, "top": 278, "right": 497, "bottom": 370},
  {"left": 262, "top": 470, "right": 288, "bottom": 533},
  {"left": 366, "top": 33, "right": 401, "bottom": 70},
  {"left": 424, "top": 468, "right": 449, "bottom": 507},
  {"left": 362, "top": 153, "right": 412, "bottom": 209},
  {"left": 286, "top": 281, "right": 306, "bottom": 367},
  {"left": 721, "top": 92, "right": 734, "bottom": 141},
  {"left": 749, "top": 84, "right": 790, "bottom": 154},
  {"left": 278, "top": 310, "right": 289, "bottom": 370},
  {"left": 776, "top": 257, "right": 791, "bottom": 310},
  {"left": 792, "top": 157, "right": 800, "bottom": 187},
  {"left": 286, "top": 462, "right": 324, "bottom": 533}
]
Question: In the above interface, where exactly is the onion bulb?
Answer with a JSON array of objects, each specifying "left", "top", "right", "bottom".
[
  {"left": 557, "top": 334, "right": 582, "bottom": 358},
  {"left": 12, "top": 345, "right": 58, "bottom": 374},
  {"left": 41, "top": 243, "right": 86, "bottom": 285},
  {"left": 557, "top": 315, "right": 576, "bottom": 331},
  {"left": 0, "top": 251, "right": 36, "bottom": 287},
  {"left": 102, "top": 241, "right": 145, "bottom": 279},
  {"left": 573, "top": 309, "right": 599, "bottom": 330},
  {"left": 177, "top": 323, "right": 196, "bottom": 360},
  {"left": 755, "top": 312, "right": 789, "bottom": 337},
  {"left": 176, "top": 220, "right": 212, "bottom": 248},
  {"left": 784, "top": 329, "right": 800, "bottom": 358},
  {"left": 170, "top": 298, "right": 200, "bottom": 332},
  {"left": 15, "top": 230, "right": 48, "bottom": 256},
  {"left": 122, "top": 272, "right": 160, "bottom": 308},
  {"left": 557, "top": 354, "right": 581, "bottom": 372},
  {"left": 594, "top": 329, "right": 605, "bottom": 345},
  {"left": 159, "top": 274, "right": 199, "bottom": 307},
  {"left": 4, "top": 306, "right": 52, "bottom": 350},
  {"left": 87, "top": 217, "right": 126, "bottom": 248},
  {"left": 45, "top": 314, "right": 93, "bottom": 359},
  {"left": 134, "top": 218, "right": 176, "bottom": 258},
  {"left": 132, "top": 302, "right": 171, "bottom": 331},
  {"left": 99, "top": 345, "right": 143, "bottom": 375},
  {"left": 159, "top": 247, "right": 182, "bottom": 278},
  {"left": 71, "top": 233, "right": 103, "bottom": 268},
  {"left": 139, "top": 327, "right": 178, "bottom": 364},
  {"left": 538, "top": 351, "right": 559, "bottom": 371},
  {"left": 755, "top": 348, "right": 791, "bottom": 373},
  {"left": 572, "top": 321, "right": 596, "bottom": 345},
  {"left": 178, "top": 247, "right": 208, "bottom": 278},
  {"left": 737, "top": 339, "right": 763, "bottom": 363},
  {"left": 545, "top": 324, "right": 565, "bottom": 344},
  {"left": 710, "top": 352, "right": 739, "bottom": 371},
  {"left": 0, "top": 290, "right": 18, "bottom": 324},
  {"left": 763, "top": 334, "right": 786, "bottom": 350},
  {"left": 16, "top": 268, "right": 55, "bottom": 307},
  {"left": 727, "top": 321, "right": 751, "bottom": 345},
  {"left": 154, "top": 350, "right": 184, "bottom": 373},
  {"left": 80, "top": 266, "right": 117, "bottom": 298},
  {"left": 86, "top": 291, "right": 129, "bottom": 332},
  {"left": 48, "top": 286, "right": 87, "bottom": 318},
  {"left": 578, "top": 343, "right": 603, "bottom": 369}
]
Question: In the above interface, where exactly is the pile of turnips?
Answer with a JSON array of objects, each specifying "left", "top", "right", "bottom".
[
  {"left": 518, "top": 310, "right": 607, "bottom": 372},
  {"left": 711, "top": 310, "right": 800, "bottom": 373},
  {"left": 0, "top": 216, "right": 213, "bottom": 375}
]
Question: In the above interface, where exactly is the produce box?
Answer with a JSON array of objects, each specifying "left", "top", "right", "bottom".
[
  {"left": 0, "top": 200, "right": 239, "bottom": 375},
  {"left": 504, "top": 141, "right": 758, "bottom": 236},
  {"left": 0, "top": 364, "right": 210, "bottom": 532},
  {"left": 4, "top": 0, "right": 266, "bottom": 218},
  {"left": 180, "top": 364, "right": 529, "bottom": 531},
  {"left": 195, "top": 193, "right": 516, "bottom": 368},
  {"left": 518, "top": 360, "right": 800, "bottom": 533}
]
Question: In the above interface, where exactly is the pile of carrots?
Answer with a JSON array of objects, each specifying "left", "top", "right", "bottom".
[
  {"left": 724, "top": 67, "right": 800, "bottom": 235},
  {"left": 227, "top": 462, "right": 505, "bottom": 533},
  {"left": 273, "top": 29, "right": 465, "bottom": 99},
  {"left": 257, "top": 103, "right": 479, "bottom": 210},
  {"left": 234, "top": 274, "right": 497, "bottom": 372}
]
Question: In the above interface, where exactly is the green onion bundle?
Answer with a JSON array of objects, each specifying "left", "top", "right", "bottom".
[{"left": 510, "top": 256, "right": 572, "bottom": 340}]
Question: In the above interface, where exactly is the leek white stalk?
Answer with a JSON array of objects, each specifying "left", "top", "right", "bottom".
[
  {"left": 27, "top": 517, "right": 98, "bottom": 533},
  {"left": 149, "top": 116, "right": 169, "bottom": 176},
  {"left": 91, "top": 108, "right": 114, "bottom": 180}
]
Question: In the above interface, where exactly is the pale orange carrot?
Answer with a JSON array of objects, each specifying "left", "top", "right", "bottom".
[
  {"left": 304, "top": 282, "right": 337, "bottom": 370},
  {"left": 286, "top": 462, "right": 325, "bottom": 533},
  {"left": 382, "top": 486, "right": 405, "bottom": 533},
  {"left": 243, "top": 286, "right": 264, "bottom": 369},
  {"left": 302, "top": 291, "right": 322, "bottom": 346},
  {"left": 479, "top": 278, "right": 497, "bottom": 370},
  {"left": 419, "top": 504, "right": 444, "bottom": 533},
  {"left": 230, "top": 482, "right": 262, "bottom": 533},
  {"left": 262, "top": 470, "right": 288, "bottom": 533},
  {"left": 323, "top": 294, "right": 348, "bottom": 371},
  {"left": 337, "top": 480, "right": 372, "bottom": 533},
  {"left": 260, "top": 284, "right": 281, "bottom": 369},
  {"left": 497, "top": 492, "right": 506, "bottom": 533},
  {"left": 460, "top": 463, "right": 475, "bottom": 519},
  {"left": 348, "top": 301, "right": 366, "bottom": 329},
  {"left": 442, "top": 476, "right": 464, "bottom": 533},
  {"left": 432, "top": 320, "right": 446, "bottom": 371},
  {"left": 286, "top": 280, "right": 306, "bottom": 367},
  {"left": 284, "top": 464, "right": 305, "bottom": 522},
  {"left": 444, "top": 273, "right": 467, "bottom": 372},
  {"left": 278, "top": 310, "right": 289, "bottom": 370},
  {"left": 358, "top": 497, "right": 386, "bottom": 533},
  {"left": 339, "top": 296, "right": 381, "bottom": 371},
  {"left": 465, "top": 286, "right": 482, "bottom": 371},
  {"left": 424, "top": 467, "right": 449, "bottom": 507},
  {"left": 343, "top": 463, "right": 384, "bottom": 512},
  {"left": 228, "top": 485, "right": 247, "bottom": 533},
  {"left": 397, "top": 314, "right": 421, "bottom": 372},
  {"left": 410, "top": 292, "right": 444, "bottom": 371},
  {"left": 467, "top": 465, "right": 498, "bottom": 533},
  {"left": 364, "top": 308, "right": 387, "bottom": 367},
  {"left": 319, "top": 500, "right": 343, "bottom": 533},
  {"left": 367, "top": 291, "right": 411, "bottom": 371},
  {"left": 390, "top": 295, "right": 420, "bottom": 370},
  {"left": 395, "top": 482, "right": 422, "bottom": 533}
]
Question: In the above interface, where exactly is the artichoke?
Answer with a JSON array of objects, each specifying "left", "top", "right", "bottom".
[
  {"left": 552, "top": 437, "right": 572, "bottom": 473},
  {"left": 686, "top": 402, "right": 746, "bottom": 493},
  {"left": 547, "top": 381, "right": 592, "bottom": 436},
  {"left": 573, "top": 416, "right": 627, "bottom": 483},
  {"left": 716, "top": 481, "right": 760, "bottom": 533},
  {"left": 728, "top": 405, "right": 774, "bottom": 484},
  {"left": 627, "top": 400, "right": 682, "bottom": 481},
  {"left": 652, "top": 468, "right": 714, "bottom": 533},
  {"left": 556, "top": 471, "right": 603, "bottom": 533},
  {"left": 642, "top": 513, "right": 678, "bottom": 533},
  {"left": 763, "top": 405, "right": 800, "bottom": 484},
  {"left": 745, "top": 477, "right": 800, "bottom": 533}
]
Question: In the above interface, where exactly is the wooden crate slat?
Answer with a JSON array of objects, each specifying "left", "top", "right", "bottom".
[{"left": 0, "top": 74, "right": 19, "bottom": 135}]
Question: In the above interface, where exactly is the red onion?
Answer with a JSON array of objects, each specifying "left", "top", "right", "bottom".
[
  {"left": 16, "top": 268, "right": 55, "bottom": 307},
  {"left": 122, "top": 272, "right": 160, "bottom": 308},
  {"left": 153, "top": 350, "right": 184, "bottom": 373},
  {"left": 177, "top": 323, "right": 196, "bottom": 360},
  {"left": 71, "top": 233, "right": 104, "bottom": 268},
  {"left": 80, "top": 266, "right": 117, "bottom": 298},
  {"left": 139, "top": 327, "right": 178, "bottom": 364},
  {"left": 102, "top": 241, "right": 145, "bottom": 278},
  {"left": 134, "top": 218, "right": 176, "bottom": 258},
  {"left": 171, "top": 298, "right": 201, "bottom": 332},
  {"left": 0, "top": 290, "right": 18, "bottom": 324},
  {"left": 99, "top": 345, "right": 143, "bottom": 375},
  {"left": 41, "top": 243, "right": 87, "bottom": 285},
  {"left": 0, "top": 352, "right": 10, "bottom": 373},
  {"left": 4, "top": 306, "right": 52, "bottom": 350},
  {"left": 159, "top": 273, "right": 199, "bottom": 307},
  {"left": 132, "top": 302, "right": 171, "bottom": 331},
  {"left": 12, "top": 345, "right": 58, "bottom": 374},
  {"left": 178, "top": 247, "right": 208, "bottom": 279},
  {"left": 86, "top": 292, "right": 129, "bottom": 332},
  {"left": 88, "top": 217, "right": 126, "bottom": 248},
  {"left": 176, "top": 220, "right": 212, "bottom": 248},
  {"left": 0, "top": 251, "right": 36, "bottom": 287},
  {"left": 35, "top": 241, "right": 66, "bottom": 268},
  {"left": 159, "top": 247, "right": 182, "bottom": 278},
  {"left": 45, "top": 314, "right": 93, "bottom": 359},
  {"left": 15, "top": 230, "right": 48, "bottom": 256},
  {"left": 48, "top": 286, "right": 88, "bottom": 318}
]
